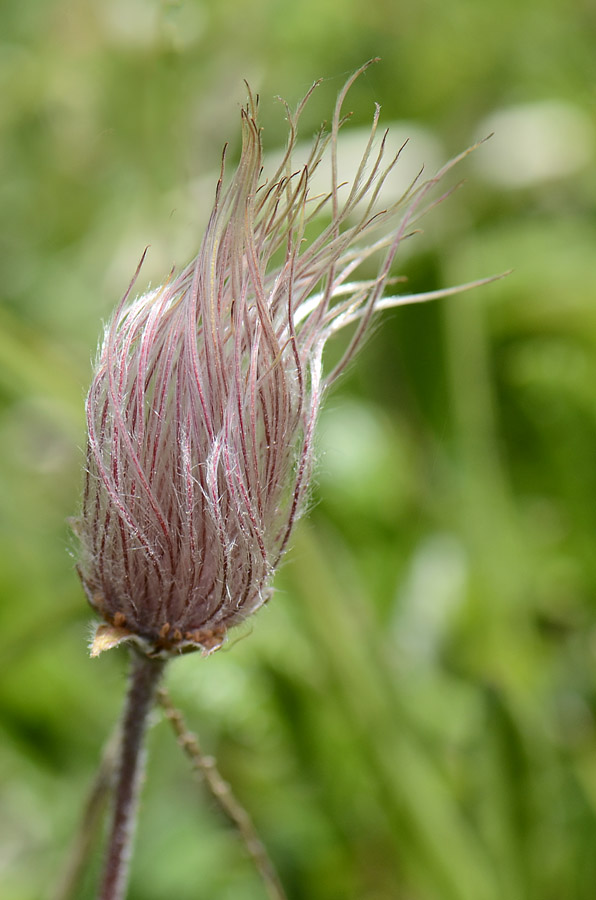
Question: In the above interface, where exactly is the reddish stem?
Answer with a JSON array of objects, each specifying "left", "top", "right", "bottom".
[{"left": 98, "top": 650, "right": 165, "bottom": 900}]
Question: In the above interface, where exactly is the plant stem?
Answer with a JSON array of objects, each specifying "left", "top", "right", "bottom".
[
  {"left": 98, "top": 650, "right": 166, "bottom": 900},
  {"left": 157, "top": 688, "right": 288, "bottom": 900}
]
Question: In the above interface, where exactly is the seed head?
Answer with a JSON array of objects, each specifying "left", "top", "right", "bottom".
[{"left": 74, "top": 62, "right": 490, "bottom": 658}]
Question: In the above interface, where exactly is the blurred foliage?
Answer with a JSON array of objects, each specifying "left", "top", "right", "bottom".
[{"left": 1, "top": 0, "right": 596, "bottom": 898}]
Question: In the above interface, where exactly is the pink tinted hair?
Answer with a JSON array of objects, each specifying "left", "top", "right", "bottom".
[{"left": 76, "top": 62, "right": 491, "bottom": 656}]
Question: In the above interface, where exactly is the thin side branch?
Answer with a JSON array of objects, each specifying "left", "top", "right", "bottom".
[
  {"left": 52, "top": 728, "right": 119, "bottom": 900},
  {"left": 157, "top": 687, "right": 287, "bottom": 900}
]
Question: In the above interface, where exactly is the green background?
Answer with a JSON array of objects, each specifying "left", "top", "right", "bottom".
[{"left": 1, "top": 1, "right": 596, "bottom": 898}]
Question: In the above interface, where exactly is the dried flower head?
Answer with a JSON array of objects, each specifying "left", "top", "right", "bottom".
[{"left": 74, "top": 62, "right": 490, "bottom": 659}]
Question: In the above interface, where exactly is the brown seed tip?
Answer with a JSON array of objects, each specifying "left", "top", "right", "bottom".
[{"left": 199, "top": 627, "right": 226, "bottom": 656}]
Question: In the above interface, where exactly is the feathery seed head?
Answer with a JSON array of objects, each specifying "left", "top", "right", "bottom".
[{"left": 75, "top": 62, "right": 488, "bottom": 659}]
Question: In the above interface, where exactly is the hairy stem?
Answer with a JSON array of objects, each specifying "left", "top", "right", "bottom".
[
  {"left": 99, "top": 651, "right": 166, "bottom": 900},
  {"left": 157, "top": 688, "right": 287, "bottom": 900}
]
